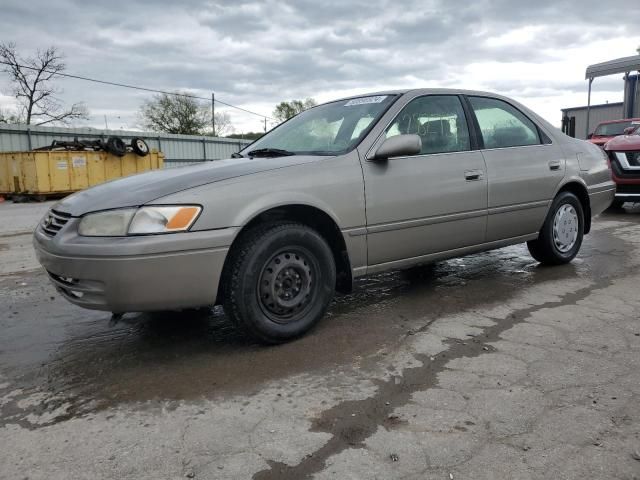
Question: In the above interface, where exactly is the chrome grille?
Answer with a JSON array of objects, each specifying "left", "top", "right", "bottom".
[{"left": 41, "top": 209, "right": 72, "bottom": 237}]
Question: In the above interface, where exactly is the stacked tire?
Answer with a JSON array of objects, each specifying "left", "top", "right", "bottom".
[{"left": 104, "top": 137, "right": 150, "bottom": 157}]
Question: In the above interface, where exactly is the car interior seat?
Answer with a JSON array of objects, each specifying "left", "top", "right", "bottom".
[{"left": 420, "top": 119, "right": 451, "bottom": 153}]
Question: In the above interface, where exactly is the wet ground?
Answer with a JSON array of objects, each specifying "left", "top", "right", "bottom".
[{"left": 1, "top": 201, "right": 639, "bottom": 479}]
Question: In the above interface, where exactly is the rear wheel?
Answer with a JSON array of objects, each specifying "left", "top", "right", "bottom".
[
  {"left": 527, "top": 191, "right": 584, "bottom": 265},
  {"left": 222, "top": 222, "right": 336, "bottom": 344}
]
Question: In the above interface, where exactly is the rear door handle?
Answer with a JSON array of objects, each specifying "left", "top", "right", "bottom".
[
  {"left": 548, "top": 160, "right": 561, "bottom": 171},
  {"left": 464, "top": 169, "right": 484, "bottom": 181}
]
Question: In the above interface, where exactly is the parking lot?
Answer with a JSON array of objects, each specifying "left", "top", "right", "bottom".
[{"left": 1, "top": 200, "right": 639, "bottom": 479}]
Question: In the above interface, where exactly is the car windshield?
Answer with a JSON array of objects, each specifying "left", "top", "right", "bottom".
[
  {"left": 594, "top": 121, "right": 639, "bottom": 136},
  {"left": 242, "top": 95, "right": 397, "bottom": 156}
]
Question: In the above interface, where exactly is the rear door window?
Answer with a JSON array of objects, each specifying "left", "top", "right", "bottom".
[{"left": 468, "top": 96, "right": 540, "bottom": 149}]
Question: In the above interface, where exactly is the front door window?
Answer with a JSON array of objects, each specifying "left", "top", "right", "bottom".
[{"left": 385, "top": 95, "right": 471, "bottom": 155}]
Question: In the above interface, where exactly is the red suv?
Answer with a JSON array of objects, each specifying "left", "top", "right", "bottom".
[
  {"left": 589, "top": 118, "right": 640, "bottom": 147},
  {"left": 604, "top": 132, "right": 640, "bottom": 208}
]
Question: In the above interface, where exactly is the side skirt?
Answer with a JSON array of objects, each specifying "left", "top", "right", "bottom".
[{"left": 357, "top": 233, "right": 539, "bottom": 277}]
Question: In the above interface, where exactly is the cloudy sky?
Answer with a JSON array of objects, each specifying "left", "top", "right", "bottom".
[{"left": 1, "top": 0, "right": 639, "bottom": 133}]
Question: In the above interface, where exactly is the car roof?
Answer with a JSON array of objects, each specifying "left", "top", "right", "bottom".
[{"left": 324, "top": 88, "right": 519, "bottom": 105}]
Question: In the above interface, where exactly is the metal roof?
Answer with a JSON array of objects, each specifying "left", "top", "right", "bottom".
[
  {"left": 586, "top": 55, "right": 640, "bottom": 79},
  {"left": 561, "top": 102, "right": 623, "bottom": 112}
]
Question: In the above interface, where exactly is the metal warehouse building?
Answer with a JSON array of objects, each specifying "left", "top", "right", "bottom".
[
  {"left": 561, "top": 102, "right": 624, "bottom": 140},
  {"left": 561, "top": 55, "right": 640, "bottom": 139}
]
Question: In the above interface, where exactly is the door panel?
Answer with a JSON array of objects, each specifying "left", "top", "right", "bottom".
[
  {"left": 466, "top": 96, "right": 565, "bottom": 242},
  {"left": 481, "top": 145, "right": 565, "bottom": 241},
  {"left": 363, "top": 151, "right": 488, "bottom": 265},
  {"left": 362, "top": 94, "right": 488, "bottom": 267}
]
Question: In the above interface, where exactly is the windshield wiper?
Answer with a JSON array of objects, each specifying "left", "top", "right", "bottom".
[{"left": 246, "top": 148, "right": 295, "bottom": 158}]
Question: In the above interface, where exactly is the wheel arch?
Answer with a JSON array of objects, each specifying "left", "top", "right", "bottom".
[
  {"left": 218, "top": 203, "right": 353, "bottom": 303},
  {"left": 555, "top": 180, "right": 592, "bottom": 234}
]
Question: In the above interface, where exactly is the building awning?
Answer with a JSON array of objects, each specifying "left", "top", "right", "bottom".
[{"left": 586, "top": 55, "right": 640, "bottom": 80}]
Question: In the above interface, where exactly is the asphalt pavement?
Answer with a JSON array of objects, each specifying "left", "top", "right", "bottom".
[{"left": 1, "top": 200, "right": 639, "bottom": 479}]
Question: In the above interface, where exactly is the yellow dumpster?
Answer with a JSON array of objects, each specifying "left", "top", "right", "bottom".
[{"left": 0, "top": 150, "right": 164, "bottom": 197}]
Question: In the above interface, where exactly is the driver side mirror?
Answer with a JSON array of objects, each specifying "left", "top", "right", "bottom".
[
  {"left": 369, "top": 134, "right": 422, "bottom": 161},
  {"left": 587, "top": 133, "right": 594, "bottom": 139},
  {"left": 623, "top": 126, "right": 636, "bottom": 135}
]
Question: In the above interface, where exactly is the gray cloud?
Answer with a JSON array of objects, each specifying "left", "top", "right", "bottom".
[{"left": 0, "top": 0, "right": 638, "bottom": 131}]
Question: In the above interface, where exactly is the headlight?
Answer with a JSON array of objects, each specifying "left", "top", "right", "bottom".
[
  {"left": 78, "top": 206, "right": 201, "bottom": 237},
  {"left": 128, "top": 206, "right": 201, "bottom": 234},
  {"left": 78, "top": 209, "right": 136, "bottom": 236}
]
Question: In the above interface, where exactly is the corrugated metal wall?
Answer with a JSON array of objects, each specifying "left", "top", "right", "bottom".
[
  {"left": 0, "top": 124, "right": 252, "bottom": 167},
  {"left": 561, "top": 103, "right": 624, "bottom": 139}
]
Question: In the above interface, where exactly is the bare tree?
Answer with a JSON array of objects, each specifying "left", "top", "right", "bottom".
[
  {"left": 0, "top": 107, "right": 20, "bottom": 124},
  {"left": 212, "top": 111, "right": 233, "bottom": 137},
  {"left": 0, "top": 42, "right": 88, "bottom": 126}
]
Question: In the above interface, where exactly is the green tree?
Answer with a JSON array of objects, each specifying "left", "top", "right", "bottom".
[
  {"left": 140, "top": 92, "right": 233, "bottom": 136},
  {"left": 140, "top": 92, "right": 208, "bottom": 135},
  {"left": 273, "top": 98, "right": 317, "bottom": 123},
  {"left": 226, "top": 131, "right": 264, "bottom": 141}
]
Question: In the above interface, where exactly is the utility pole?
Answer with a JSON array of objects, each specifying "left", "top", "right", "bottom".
[
  {"left": 264, "top": 117, "right": 267, "bottom": 133},
  {"left": 211, "top": 92, "right": 215, "bottom": 137},
  {"left": 103, "top": 115, "right": 109, "bottom": 130}
]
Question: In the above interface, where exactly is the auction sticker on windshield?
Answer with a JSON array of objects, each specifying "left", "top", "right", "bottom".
[{"left": 344, "top": 95, "right": 387, "bottom": 106}]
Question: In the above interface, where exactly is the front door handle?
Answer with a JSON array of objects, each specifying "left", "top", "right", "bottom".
[
  {"left": 464, "top": 169, "right": 484, "bottom": 181},
  {"left": 548, "top": 160, "right": 561, "bottom": 171}
]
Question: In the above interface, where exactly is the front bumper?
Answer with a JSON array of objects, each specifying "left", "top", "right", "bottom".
[
  {"left": 614, "top": 183, "right": 640, "bottom": 201},
  {"left": 34, "top": 222, "right": 236, "bottom": 312}
]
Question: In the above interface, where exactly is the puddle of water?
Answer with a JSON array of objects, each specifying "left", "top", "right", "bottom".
[{"left": 0, "top": 211, "right": 637, "bottom": 426}]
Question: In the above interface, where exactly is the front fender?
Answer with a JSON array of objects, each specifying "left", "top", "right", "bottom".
[
  {"left": 150, "top": 154, "right": 366, "bottom": 236},
  {"left": 230, "top": 192, "right": 344, "bottom": 230}
]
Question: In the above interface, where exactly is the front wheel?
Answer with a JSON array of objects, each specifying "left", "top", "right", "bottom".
[
  {"left": 527, "top": 191, "right": 584, "bottom": 265},
  {"left": 222, "top": 222, "right": 336, "bottom": 344}
]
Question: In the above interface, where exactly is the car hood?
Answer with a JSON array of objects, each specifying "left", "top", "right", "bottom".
[
  {"left": 589, "top": 135, "right": 614, "bottom": 146},
  {"left": 604, "top": 134, "right": 640, "bottom": 151},
  {"left": 54, "top": 155, "right": 320, "bottom": 216}
]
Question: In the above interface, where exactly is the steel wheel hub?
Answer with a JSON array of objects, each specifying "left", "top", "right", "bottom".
[
  {"left": 259, "top": 251, "right": 313, "bottom": 322},
  {"left": 552, "top": 204, "right": 578, "bottom": 253}
]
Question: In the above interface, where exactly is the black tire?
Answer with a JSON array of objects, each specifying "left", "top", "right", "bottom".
[
  {"left": 106, "top": 137, "right": 127, "bottom": 157},
  {"left": 222, "top": 222, "right": 336, "bottom": 344},
  {"left": 527, "top": 191, "right": 584, "bottom": 265},
  {"left": 130, "top": 137, "right": 150, "bottom": 156}
]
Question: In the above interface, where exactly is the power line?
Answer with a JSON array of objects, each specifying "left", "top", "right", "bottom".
[{"left": 0, "top": 59, "right": 274, "bottom": 120}]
